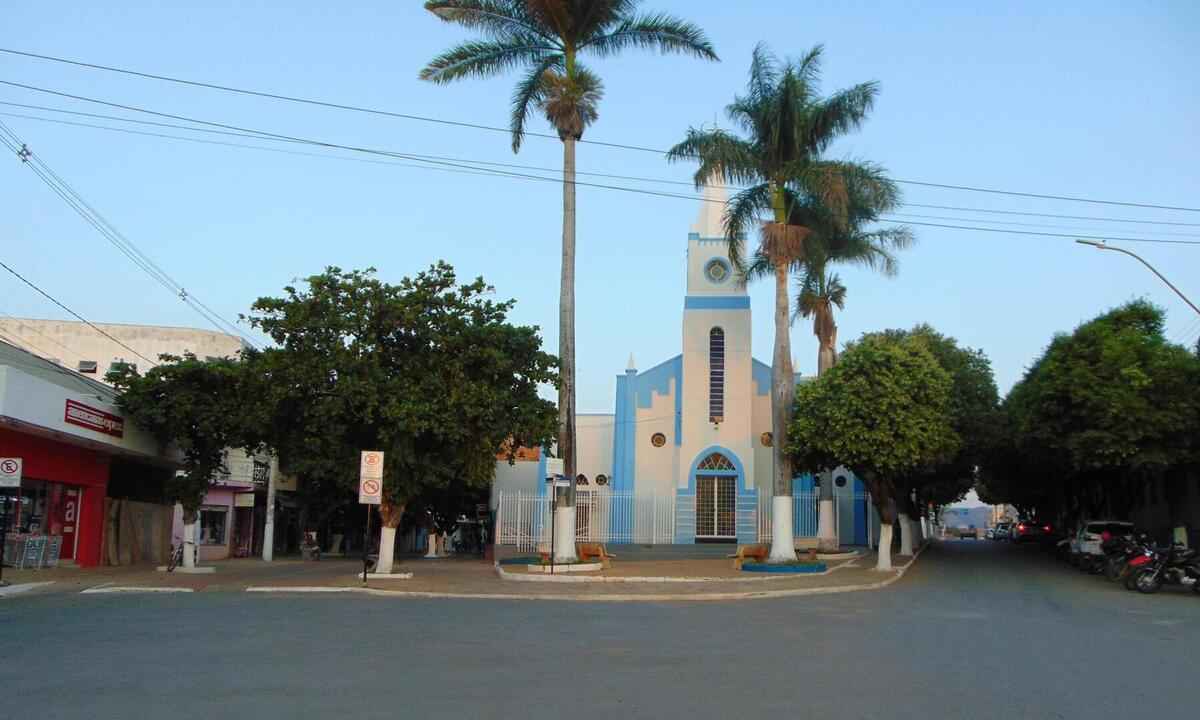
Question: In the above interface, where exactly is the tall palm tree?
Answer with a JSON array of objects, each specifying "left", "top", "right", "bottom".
[
  {"left": 421, "top": 1, "right": 716, "bottom": 562},
  {"left": 796, "top": 267, "right": 846, "bottom": 376},
  {"left": 668, "top": 44, "right": 911, "bottom": 561}
]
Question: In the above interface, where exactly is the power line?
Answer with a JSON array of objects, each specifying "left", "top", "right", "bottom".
[
  {"left": 888, "top": 212, "right": 1200, "bottom": 239},
  {"left": 1, "top": 50, "right": 1198, "bottom": 212},
  {"left": 3, "top": 97, "right": 1198, "bottom": 248},
  {"left": 0, "top": 258, "right": 158, "bottom": 367},
  {"left": 0, "top": 121, "right": 261, "bottom": 348},
  {"left": 7, "top": 99, "right": 1200, "bottom": 230}
]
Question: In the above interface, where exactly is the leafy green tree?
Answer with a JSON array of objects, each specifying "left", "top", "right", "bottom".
[
  {"left": 788, "top": 334, "right": 958, "bottom": 570},
  {"left": 997, "top": 300, "right": 1200, "bottom": 531},
  {"left": 244, "top": 263, "right": 558, "bottom": 573},
  {"left": 668, "top": 44, "right": 911, "bottom": 560},
  {"left": 108, "top": 354, "right": 250, "bottom": 568},
  {"left": 420, "top": 0, "right": 716, "bottom": 561},
  {"left": 871, "top": 325, "right": 1001, "bottom": 550}
]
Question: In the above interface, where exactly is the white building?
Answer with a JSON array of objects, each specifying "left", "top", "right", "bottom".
[
  {"left": 0, "top": 318, "right": 247, "bottom": 380},
  {"left": 494, "top": 183, "right": 872, "bottom": 546}
]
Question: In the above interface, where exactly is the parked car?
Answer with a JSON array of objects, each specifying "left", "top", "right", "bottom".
[
  {"left": 1070, "top": 521, "right": 1135, "bottom": 565},
  {"left": 993, "top": 522, "right": 1013, "bottom": 541},
  {"left": 1011, "top": 520, "right": 1053, "bottom": 544},
  {"left": 985, "top": 528, "right": 995, "bottom": 540}
]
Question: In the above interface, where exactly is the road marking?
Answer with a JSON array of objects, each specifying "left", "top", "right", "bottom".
[
  {"left": 0, "top": 581, "right": 55, "bottom": 598},
  {"left": 80, "top": 586, "right": 194, "bottom": 594}
]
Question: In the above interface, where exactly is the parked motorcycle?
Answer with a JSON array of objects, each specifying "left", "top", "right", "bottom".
[
  {"left": 1132, "top": 543, "right": 1200, "bottom": 594},
  {"left": 1102, "top": 532, "right": 1151, "bottom": 582}
]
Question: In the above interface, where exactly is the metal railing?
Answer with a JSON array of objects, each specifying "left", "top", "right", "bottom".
[{"left": 495, "top": 491, "right": 676, "bottom": 551}]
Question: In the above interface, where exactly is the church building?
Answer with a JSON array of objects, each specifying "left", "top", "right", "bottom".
[{"left": 493, "top": 183, "right": 871, "bottom": 547}]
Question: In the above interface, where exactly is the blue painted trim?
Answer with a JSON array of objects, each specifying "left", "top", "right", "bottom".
[
  {"left": 684, "top": 445, "right": 746, "bottom": 493},
  {"left": 631, "top": 354, "right": 683, "bottom": 447},
  {"left": 536, "top": 451, "right": 547, "bottom": 498},
  {"left": 610, "top": 369, "right": 637, "bottom": 539},
  {"left": 684, "top": 296, "right": 751, "bottom": 310},
  {"left": 752, "top": 359, "right": 772, "bottom": 396}
]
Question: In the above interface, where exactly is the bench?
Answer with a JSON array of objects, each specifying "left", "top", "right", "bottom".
[
  {"left": 576, "top": 543, "right": 614, "bottom": 568},
  {"left": 733, "top": 544, "right": 770, "bottom": 570}
]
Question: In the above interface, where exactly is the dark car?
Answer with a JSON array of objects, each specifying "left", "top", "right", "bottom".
[{"left": 1011, "top": 520, "right": 1053, "bottom": 544}]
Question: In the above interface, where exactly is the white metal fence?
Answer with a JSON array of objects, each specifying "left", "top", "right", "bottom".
[
  {"left": 756, "top": 492, "right": 830, "bottom": 543},
  {"left": 495, "top": 491, "right": 676, "bottom": 551}
]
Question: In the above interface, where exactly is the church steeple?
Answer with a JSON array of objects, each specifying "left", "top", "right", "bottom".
[{"left": 689, "top": 174, "right": 728, "bottom": 239}]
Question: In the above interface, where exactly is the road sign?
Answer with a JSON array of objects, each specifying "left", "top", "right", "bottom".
[
  {"left": 358, "top": 451, "right": 383, "bottom": 504},
  {"left": 0, "top": 457, "right": 21, "bottom": 488},
  {"left": 545, "top": 457, "right": 563, "bottom": 476}
]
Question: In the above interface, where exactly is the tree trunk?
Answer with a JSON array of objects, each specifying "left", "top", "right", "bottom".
[
  {"left": 899, "top": 511, "right": 914, "bottom": 556},
  {"left": 181, "top": 504, "right": 198, "bottom": 569},
  {"left": 375, "top": 501, "right": 404, "bottom": 575},
  {"left": 868, "top": 488, "right": 897, "bottom": 571},
  {"left": 769, "top": 260, "right": 796, "bottom": 562},
  {"left": 816, "top": 471, "right": 837, "bottom": 552},
  {"left": 556, "top": 135, "right": 578, "bottom": 564}
]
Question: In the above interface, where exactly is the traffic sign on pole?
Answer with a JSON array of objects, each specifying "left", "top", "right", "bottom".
[
  {"left": 0, "top": 458, "right": 21, "bottom": 488},
  {"left": 359, "top": 451, "right": 383, "bottom": 504}
]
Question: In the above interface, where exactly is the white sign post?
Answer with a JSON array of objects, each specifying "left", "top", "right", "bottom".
[
  {"left": 0, "top": 458, "right": 21, "bottom": 488},
  {"left": 359, "top": 451, "right": 384, "bottom": 585}
]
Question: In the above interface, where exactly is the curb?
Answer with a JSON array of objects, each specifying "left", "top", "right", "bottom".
[
  {"left": 0, "top": 581, "right": 56, "bottom": 598},
  {"left": 495, "top": 564, "right": 836, "bottom": 583},
  {"left": 240, "top": 544, "right": 927, "bottom": 602}
]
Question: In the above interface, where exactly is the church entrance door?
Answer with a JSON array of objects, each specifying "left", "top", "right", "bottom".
[{"left": 695, "top": 475, "right": 736, "bottom": 541}]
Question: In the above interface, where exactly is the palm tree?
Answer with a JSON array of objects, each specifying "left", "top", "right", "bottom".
[
  {"left": 420, "top": 1, "right": 717, "bottom": 562},
  {"left": 668, "top": 44, "right": 911, "bottom": 561},
  {"left": 795, "top": 267, "right": 846, "bottom": 376}
]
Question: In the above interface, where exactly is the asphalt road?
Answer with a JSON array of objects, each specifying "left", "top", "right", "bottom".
[{"left": 3, "top": 541, "right": 1197, "bottom": 720}]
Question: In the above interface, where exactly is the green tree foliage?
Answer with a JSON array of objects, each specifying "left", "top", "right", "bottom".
[
  {"left": 872, "top": 325, "right": 1001, "bottom": 514},
  {"left": 992, "top": 300, "right": 1200, "bottom": 522},
  {"left": 242, "top": 263, "right": 559, "bottom": 528},
  {"left": 108, "top": 354, "right": 249, "bottom": 524},
  {"left": 788, "top": 333, "right": 959, "bottom": 524}
]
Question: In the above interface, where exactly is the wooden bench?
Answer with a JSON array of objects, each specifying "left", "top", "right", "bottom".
[
  {"left": 576, "top": 543, "right": 614, "bottom": 569},
  {"left": 733, "top": 544, "right": 770, "bottom": 569}
]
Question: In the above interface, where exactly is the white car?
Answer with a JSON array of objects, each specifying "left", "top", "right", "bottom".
[{"left": 1070, "top": 521, "right": 1135, "bottom": 559}]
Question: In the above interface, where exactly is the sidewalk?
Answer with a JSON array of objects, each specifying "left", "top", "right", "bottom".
[{"left": 1, "top": 546, "right": 926, "bottom": 601}]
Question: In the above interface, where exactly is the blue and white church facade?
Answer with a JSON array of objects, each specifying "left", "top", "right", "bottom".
[{"left": 493, "top": 183, "right": 873, "bottom": 547}]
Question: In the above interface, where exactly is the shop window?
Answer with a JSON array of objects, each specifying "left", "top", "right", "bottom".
[
  {"left": 198, "top": 507, "right": 228, "bottom": 545},
  {"left": 77, "top": 360, "right": 98, "bottom": 374}
]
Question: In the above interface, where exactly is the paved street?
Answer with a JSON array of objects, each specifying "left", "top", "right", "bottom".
[{"left": 3, "top": 541, "right": 1197, "bottom": 720}]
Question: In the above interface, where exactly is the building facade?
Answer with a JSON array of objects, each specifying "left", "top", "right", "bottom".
[
  {"left": 493, "top": 183, "right": 872, "bottom": 546},
  {"left": 0, "top": 320, "right": 298, "bottom": 561},
  {"left": 0, "top": 341, "right": 177, "bottom": 567}
]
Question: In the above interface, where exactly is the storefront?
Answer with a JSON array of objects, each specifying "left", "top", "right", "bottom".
[
  {"left": 172, "top": 451, "right": 278, "bottom": 561},
  {"left": 1, "top": 345, "right": 173, "bottom": 568}
]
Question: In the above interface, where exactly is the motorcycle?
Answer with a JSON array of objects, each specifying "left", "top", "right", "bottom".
[
  {"left": 1132, "top": 543, "right": 1200, "bottom": 594},
  {"left": 1102, "top": 532, "right": 1150, "bottom": 582}
]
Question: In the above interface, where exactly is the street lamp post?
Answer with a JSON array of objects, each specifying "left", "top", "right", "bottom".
[{"left": 1075, "top": 239, "right": 1200, "bottom": 317}]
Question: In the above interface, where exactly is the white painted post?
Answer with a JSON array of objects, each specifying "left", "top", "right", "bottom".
[
  {"left": 180, "top": 503, "right": 197, "bottom": 570},
  {"left": 261, "top": 465, "right": 276, "bottom": 562},
  {"left": 899, "top": 512, "right": 914, "bottom": 556}
]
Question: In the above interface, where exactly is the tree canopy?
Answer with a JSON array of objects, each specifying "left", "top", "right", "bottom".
[
  {"left": 788, "top": 332, "right": 960, "bottom": 520},
  {"left": 108, "top": 353, "right": 250, "bottom": 522},
  {"left": 242, "top": 263, "right": 559, "bottom": 526},
  {"left": 983, "top": 300, "right": 1200, "bottom": 523}
]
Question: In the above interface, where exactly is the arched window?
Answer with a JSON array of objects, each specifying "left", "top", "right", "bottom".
[
  {"left": 709, "top": 327, "right": 725, "bottom": 423},
  {"left": 696, "top": 452, "right": 736, "bottom": 471}
]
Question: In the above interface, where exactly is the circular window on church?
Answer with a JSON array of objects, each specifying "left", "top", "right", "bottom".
[
  {"left": 760, "top": 432, "right": 773, "bottom": 447},
  {"left": 596, "top": 474, "right": 609, "bottom": 486},
  {"left": 576, "top": 474, "right": 589, "bottom": 485},
  {"left": 650, "top": 432, "right": 667, "bottom": 447},
  {"left": 704, "top": 258, "right": 731, "bottom": 285},
  {"left": 835, "top": 475, "right": 848, "bottom": 488}
]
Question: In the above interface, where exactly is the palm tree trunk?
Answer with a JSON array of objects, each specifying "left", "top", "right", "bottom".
[
  {"left": 815, "top": 320, "right": 837, "bottom": 552},
  {"left": 555, "top": 135, "right": 578, "bottom": 563},
  {"left": 769, "top": 260, "right": 796, "bottom": 562}
]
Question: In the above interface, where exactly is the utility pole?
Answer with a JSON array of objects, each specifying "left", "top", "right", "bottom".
[
  {"left": 1076, "top": 240, "right": 1200, "bottom": 317},
  {"left": 261, "top": 460, "right": 276, "bottom": 562}
]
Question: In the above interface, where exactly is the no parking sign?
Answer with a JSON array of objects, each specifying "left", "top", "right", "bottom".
[
  {"left": 358, "top": 451, "right": 383, "bottom": 505},
  {"left": 0, "top": 458, "right": 21, "bottom": 488}
]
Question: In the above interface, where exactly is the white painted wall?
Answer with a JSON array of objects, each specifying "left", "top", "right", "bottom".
[
  {"left": 576, "top": 414, "right": 614, "bottom": 483},
  {"left": 0, "top": 318, "right": 246, "bottom": 380},
  {"left": 633, "top": 378, "right": 680, "bottom": 498}
]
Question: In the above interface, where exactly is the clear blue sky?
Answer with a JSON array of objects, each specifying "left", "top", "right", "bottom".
[{"left": 3, "top": 1, "right": 1198, "bottom": 410}]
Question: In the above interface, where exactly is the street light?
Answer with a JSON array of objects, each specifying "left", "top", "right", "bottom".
[{"left": 1075, "top": 239, "right": 1200, "bottom": 317}]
